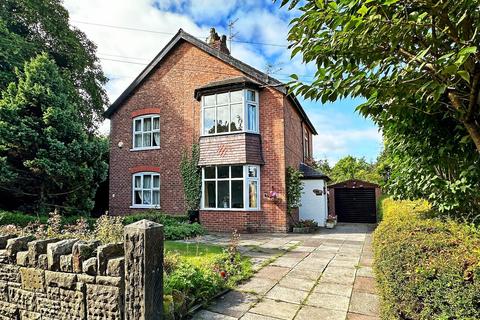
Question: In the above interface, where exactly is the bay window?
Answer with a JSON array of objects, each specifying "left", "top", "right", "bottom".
[
  {"left": 133, "top": 115, "right": 160, "bottom": 149},
  {"left": 132, "top": 172, "right": 160, "bottom": 208},
  {"left": 202, "top": 165, "right": 260, "bottom": 210},
  {"left": 202, "top": 89, "right": 259, "bottom": 135}
]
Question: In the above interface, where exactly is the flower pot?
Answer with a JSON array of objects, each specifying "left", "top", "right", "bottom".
[
  {"left": 325, "top": 221, "right": 335, "bottom": 229},
  {"left": 188, "top": 210, "right": 200, "bottom": 223},
  {"left": 293, "top": 227, "right": 312, "bottom": 233}
]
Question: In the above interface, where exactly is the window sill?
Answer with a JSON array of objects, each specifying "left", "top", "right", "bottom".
[
  {"left": 130, "top": 205, "right": 161, "bottom": 209},
  {"left": 200, "top": 208, "right": 261, "bottom": 212},
  {"left": 200, "top": 131, "right": 259, "bottom": 138},
  {"left": 130, "top": 147, "right": 161, "bottom": 152}
]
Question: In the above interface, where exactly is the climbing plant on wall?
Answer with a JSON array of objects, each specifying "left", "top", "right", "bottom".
[
  {"left": 286, "top": 166, "right": 304, "bottom": 214},
  {"left": 180, "top": 144, "right": 201, "bottom": 211}
]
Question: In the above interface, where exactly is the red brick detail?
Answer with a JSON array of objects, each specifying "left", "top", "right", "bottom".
[
  {"left": 128, "top": 166, "right": 161, "bottom": 174},
  {"left": 131, "top": 108, "right": 161, "bottom": 118}
]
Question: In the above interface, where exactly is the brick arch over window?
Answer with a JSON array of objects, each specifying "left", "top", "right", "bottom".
[
  {"left": 131, "top": 108, "right": 161, "bottom": 118},
  {"left": 129, "top": 166, "right": 161, "bottom": 174}
]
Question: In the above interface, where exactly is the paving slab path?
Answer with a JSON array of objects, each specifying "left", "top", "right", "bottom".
[{"left": 190, "top": 223, "right": 379, "bottom": 320}]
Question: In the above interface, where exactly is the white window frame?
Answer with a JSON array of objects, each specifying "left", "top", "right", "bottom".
[
  {"left": 201, "top": 165, "right": 261, "bottom": 211},
  {"left": 131, "top": 115, "right": 160, "bottom": 151},
  {"left": 303, "top": 127, "right": 310, "bottom": 159},
  {"left": 201, "top": 89, "right": 259, "bottom": 136},
  {"left": 131, "top": 172, "right": 161, "bottom": 209}
]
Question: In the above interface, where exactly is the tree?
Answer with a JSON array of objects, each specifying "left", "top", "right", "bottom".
[
  {"left": 281, "top": 0, "right": 480, "bottom": 152},
  {"left": 0, "top": 54, "right": 108, "bottom": 214},
  {"left": 0, "top": 0, "right": 107, "bottom": 130},
  {"left": 312, "top": 158, "right": 332, "bottom": 178},
  {"left": 280, "top": 0, "right": 480, "bottom": 217},
  {"left": 329, "top": 156, "right": 381, "bottom": 184}
]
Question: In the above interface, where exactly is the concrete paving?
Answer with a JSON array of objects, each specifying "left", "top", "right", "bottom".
[{"left": 191, "top": 223, "right": 379, "bottom": 320}]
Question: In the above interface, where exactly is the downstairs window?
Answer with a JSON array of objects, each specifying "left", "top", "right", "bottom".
[
  {"left": 132, "top": 172, "right": 160, "bottom": 208},
  {"left": 202, "top": 165, "right": 260, "bottom": 210}
]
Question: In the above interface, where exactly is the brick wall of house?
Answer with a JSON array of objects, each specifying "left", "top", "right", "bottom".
[
  {"left": 109, "top": 40, "right": 290, "bottom": 232},
  {"left": 282, "top": 96, "right": 314, "bottom": 227}
]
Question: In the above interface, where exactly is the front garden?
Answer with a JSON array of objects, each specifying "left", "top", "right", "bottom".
[
  {"left": 373, "top": 198, "right": 480, "bottom": 320},
  {"left": 0, "top": 210, "right": 252, "bottom": 320}
]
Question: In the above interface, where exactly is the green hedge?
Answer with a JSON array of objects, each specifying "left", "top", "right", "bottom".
[
  {"left": 373, "top": 198, "right": 480, "bottom": 320},
  {"left": 0, "top": 210, "right": 96, "bottom": 228}
]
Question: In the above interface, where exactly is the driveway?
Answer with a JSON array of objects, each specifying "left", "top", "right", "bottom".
[{"left": 191, "top": 223, "right": 379, "bottom": 320}]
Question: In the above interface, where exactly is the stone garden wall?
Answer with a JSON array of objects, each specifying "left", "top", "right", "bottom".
[{"left": 0, "top": 220, "right": 163, "bottom": 320}]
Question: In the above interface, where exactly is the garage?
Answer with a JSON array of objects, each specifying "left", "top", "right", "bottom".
[{"left": 328, "top": 179, "right": 381, "bottom": 223}]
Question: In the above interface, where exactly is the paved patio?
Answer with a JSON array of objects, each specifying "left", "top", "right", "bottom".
[{"left": 190, "top": 223, "right": 379, "bottom": 320}]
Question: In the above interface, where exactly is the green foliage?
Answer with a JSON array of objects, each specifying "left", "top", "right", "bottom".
[
  {"left": 0, "top": 210, "right": 96, "bottom": 228},
  {"left": 124, "top": 211, "right": 205, "bottom": 240},
  {"left": 330, "top": 155, "right": 382, "bottom": 184},
  {"left": 281, "top": 0, "right": 480, "bottom": 218},
  {"left": 286, "top": 166, "right": 304, "bottom": 214},
  {"left": 94, "top": 216, "right": 124, "bottom": 244},
  {"left": 374, "top": 198, "right": 480, "bottom": 320},
  {"left": 312, "top": 158, "right": 332, "bottom": 178},
  {"left": 180, "top": 144, "right": 201, "bottom": 211},
  {"left": 0, "top": 0, "right": 107, "bottom": 129},
  {"left": 0, "top": 54, "right": 108, "bottom": 214}
]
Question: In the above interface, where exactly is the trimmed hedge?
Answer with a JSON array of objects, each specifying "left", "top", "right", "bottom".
[
  {"left": 0, "top": 210, "right": 96, "bottom": 228},
  {"left": 373, "top": 198, "right": 480, "bottom": 320}
]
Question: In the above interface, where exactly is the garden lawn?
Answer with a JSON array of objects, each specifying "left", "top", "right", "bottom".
[{"left": 164, "top": 241, "right": 224, "bottom": 267}]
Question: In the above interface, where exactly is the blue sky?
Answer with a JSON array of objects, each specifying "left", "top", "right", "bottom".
[{"left": 64, "top": 0, "right": 382, "bottom": 164}]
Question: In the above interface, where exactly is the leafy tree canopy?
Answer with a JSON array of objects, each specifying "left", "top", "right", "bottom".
[
  {"left": 314, "top": 156, "right": 382, "bottom": 184},
  {"left": 280, "top": 0, "right": 480, "bottom": 218},
  {"left": 0, "top": 54, "right": 108, "bottom": 214},
  {"left": 0, "top": 0, "right": 107, "bottom": 130},
  {"left": 281, "top": 0, "right": 480, "bottom": 152}
]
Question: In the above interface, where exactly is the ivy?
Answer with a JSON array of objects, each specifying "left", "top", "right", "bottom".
[
  {"left": 180, "top": 144, "right": 201, "bottom": 211},
  {"left": 286, "top": 166, "right": 304, "bottom": 214}
]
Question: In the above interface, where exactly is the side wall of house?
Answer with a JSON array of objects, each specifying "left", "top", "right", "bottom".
[{"left": 283, "top": 97, "right": 314, "bottom": 226}]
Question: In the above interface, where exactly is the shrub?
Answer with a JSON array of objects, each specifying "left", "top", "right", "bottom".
[
  {"left": 94, "top": 216, "right": 124, "bottom": 244},
  {"left": 0, "top": 210, "right": 47, "bottom": 227},
  {"left": 374, "top": 198, "right": 480, "bottom": 320},
  {"left": 125, "top": 211, "right": 205, "bottom": 240}
]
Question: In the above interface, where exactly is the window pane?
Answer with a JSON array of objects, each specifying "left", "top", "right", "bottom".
[
  {"left": 135, "top": 191, "right": 142, "bottom": 204},
  {"left": 247, "top": 104, "right": 257, "bottom": 131},
  {"left": 143, "top": 175, "right": 151, "bottom": 188},
  {"left": 248, "top": 166, "right": 257, "bottom": 178},
  {"left": 246, "top": 90, "right": 256, "bottom": 102},
  {"left": 152, "top": 191, "right": 160, "bottom": 205},
  {"left": 230, "top": 103, "right": 243, "bottom": 132},
  {"left": 153, "top": 132, "right": 160, "bottom": 147},
  {"left": 231, "top": 166, "right": 243, "bottom": 178},
  {"left": 153, "top": 175, "right": 160, "bottom": 188},
  {"left": 204, "top": 95, "right": 215, "bottom": 106},
  {"left": 134, "top": 176, "right": 141, "bottom": 188},
  {"left": 134, "top": 134, "right": 142, "bottom": 148},
  {"left": 217, "top": 181, "right": 230, "bottom": 208},
  {"left": 143, "top": 190, "right": 152, "bottom": 205},
  {"left": 204, "top": 181, "right": 216, "bottom": 208},
  {"left": 204, "top": 167, "right": 215, "bottom": 179},
  {"left": 144, "top": 118, "right": 152, "bottom": 131},
  {"left": 216, "top": 105, "right": 230, "bottom": 133},
  {"left": 204, "top": 108, "right": 215, "bottom": 135},
  {"left": 231, "top": 180, "right": 244, "bottom": 208},
  {"left": 143, "top": 133, "right": 152, "bottom": 147},
  {"left": 216, "top": 92, "right": 229, "bottom": 104},
  {"left": 230, "top": 90, "right": 243, "bottom": 102},
  {"left": 153, "top": 117, "right": 160, "bottom": 130},
  {"left": 249, "top": 181, "right": 258, "bottom": 208},
  {"left": 217, "top": 166, "right": 229, "bottom": 179},
  {"left": 134, "top": 119, "right": 142, "bottom": 132}
]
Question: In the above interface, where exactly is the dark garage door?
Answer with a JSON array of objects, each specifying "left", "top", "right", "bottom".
[{"left": 334, "top": 188, "right": 376, "bottom": 223}]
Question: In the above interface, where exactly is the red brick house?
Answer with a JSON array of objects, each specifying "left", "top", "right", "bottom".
[{"left": 105, "top": 28, "right": 327, "bottom": 232}]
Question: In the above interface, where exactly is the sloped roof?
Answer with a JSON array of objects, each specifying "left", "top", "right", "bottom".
[
  {"left": 103, "top": 29, "right": 317, "bottom": 135},
  {"left": 299, "top": 163, "right": 331, "bottom": 181}
]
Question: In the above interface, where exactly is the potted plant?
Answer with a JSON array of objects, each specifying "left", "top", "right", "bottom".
[
  {"left": 325, "top": 215, "right": 337, "bottom": 229},
  {"left": 180, "top": 144, "right": 201, "bottom": 223},
  {"left": 293, "top": 219, "right": 318, "bottom": 233}
]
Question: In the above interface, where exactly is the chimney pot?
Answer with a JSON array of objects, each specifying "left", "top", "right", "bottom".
[{"left": 206, "top": 27, "right": 230, "bottom": 55}]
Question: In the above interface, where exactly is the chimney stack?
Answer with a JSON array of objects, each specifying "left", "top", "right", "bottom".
[{"left": 206, "top": 28, "right": 230, "bottom": 55}]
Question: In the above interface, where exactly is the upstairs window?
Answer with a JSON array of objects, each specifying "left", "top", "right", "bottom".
[
  {"left": 304, "top": 128, "right": 311, "bottom": 159},
  {"left": 133, "top": 115, "right": 160, "bottom": 149},
  {"left": 202, "top": 89, "right": 259, "bottom": 135}
]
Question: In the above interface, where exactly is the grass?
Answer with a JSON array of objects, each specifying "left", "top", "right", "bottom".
[{"left": 164, "top": 241, "right": 224, "bottom": 267}]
